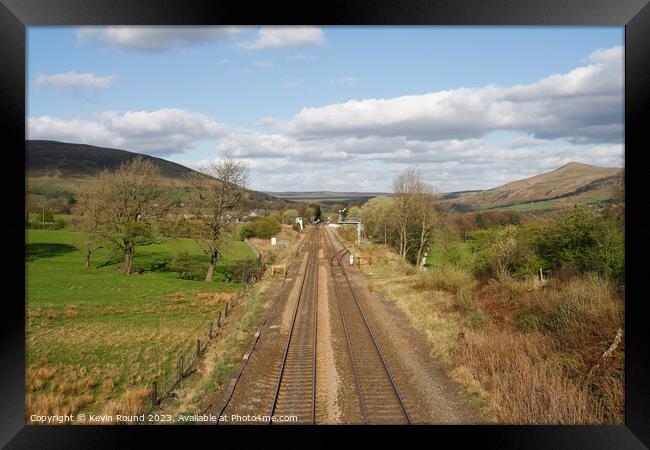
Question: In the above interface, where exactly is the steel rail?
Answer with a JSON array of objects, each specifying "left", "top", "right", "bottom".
[
  {"left": 311, "top": 226, "right": 319, "bottom": 424},
  {"left": 325, "top": 230, "right": 369, "bottom": 423},
  {"left": 325, "top": 227, "right": 412, "bottom": 424},
  {"left": 268, "top": 225, "right": 319, "bottom": 424}
]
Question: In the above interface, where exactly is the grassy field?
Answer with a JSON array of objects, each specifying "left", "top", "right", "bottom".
[
  {"left": 424, "top": 241, "right": 472, "bottom": 268},
  {"left": 26, "top": 229, "right": 257, "bottom": 420}
]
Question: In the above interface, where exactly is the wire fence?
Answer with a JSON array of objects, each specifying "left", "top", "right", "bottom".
[
  {"left": 243, "top": 238, "right": 261, "bottom": 260},
  {"left": 138, "top": 249, "right": 266, "bottom": 416}
]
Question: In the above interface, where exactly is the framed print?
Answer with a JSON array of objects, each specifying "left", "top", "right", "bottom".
[{"left": 2, "top": 0, "right": 649, "bottom": 447}]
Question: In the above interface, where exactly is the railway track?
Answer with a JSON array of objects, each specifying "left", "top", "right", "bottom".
[
  {"left": 324, "top": 227, "right": 411, "bottom": 424},
  {"left": 268, "top": 224, "right": 320, "bottom": 424},
  {"left": 218, "top": 224, "right": 410, "bottom": 424}
]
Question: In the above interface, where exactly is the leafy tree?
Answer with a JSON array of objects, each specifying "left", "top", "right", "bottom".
[
  {"left": 534, "top": 207, "right": 624, "bottom": 285},
  {"left": 360, "top": 196, "right": 397, "bottom": 244},
  {"left": 468, "top": 225, "right": 540, "bottom": 279},
  {"left": 308, "top": 203, "right": 322, "bottom": 221},
  {"left": 347, "top": 206, "right": 361, "bottom": 219},
  {"left": 240, "top": 215, "right": 281, "bottom": 239},
  {"left": 281, "top": 209, "right": 299, "bottom": 224},
  {"left": 43, "top": 209, "right": 55, "bottom": 223}
]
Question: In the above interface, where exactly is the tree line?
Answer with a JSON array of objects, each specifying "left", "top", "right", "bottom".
[
  {"left": 360, "top": 168, "right": 445, "bottom": 267},
  {"left": 360, "top": 167, "right": 625, "bottom": 288},
  {"left": 76, "top": 157, "right": 249, "bottom": 281}
]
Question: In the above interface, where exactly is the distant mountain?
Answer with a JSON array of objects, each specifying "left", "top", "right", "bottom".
[
  {"left": 266, "top": 191, "right": 391, "bottom": 206},
  {"left": 450, "top": 162, "right": 623, "bottom": 212},
  {"left": 26, "top": 140, "right": 284, "bottom": 209},
  {"left": 27, "top": 140, "right": 199, "bottom": 180}
]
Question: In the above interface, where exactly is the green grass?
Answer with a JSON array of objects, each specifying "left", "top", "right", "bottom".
[
  {"left": 25, "top": 229, "right": 257, "bottom": 418},
  {"left": 425, "top": 241, "right": 472, "bottom": 268},
  {"left": 469, "top": 199, "right": 561, "bottom": 212}
]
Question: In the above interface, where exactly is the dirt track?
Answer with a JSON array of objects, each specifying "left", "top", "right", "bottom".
[{"left": 210, "top": 225, "right": 482, "bottom": 424}]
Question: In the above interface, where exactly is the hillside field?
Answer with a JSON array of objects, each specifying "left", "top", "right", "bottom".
[{"left": 25, "top": 229, "right": 257, "bottom": 420}]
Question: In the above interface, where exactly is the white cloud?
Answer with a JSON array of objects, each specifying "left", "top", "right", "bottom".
[
  {"left": 35, "top": 71, "right": 116, "bottom": 89},
  {"left": 28, "top": 109, "right": 229, "bottom": 155},
  {"left": 200, "top": 124, "right": 623, "bottom": 191},
  {"left": 285, "top": 46, "right": 623, "bottom": 145},
  {"left": 256, "top": 117, "right": 279, "bottom": 127},
  {"left": 238, "top": 26, "right": 326, "bottom": 50},
  {"left": 76, "top": 26, "right": 245, "bottom": 52},
  {"left": 28, "top": 46, "right": 624, "bottom": 192}
]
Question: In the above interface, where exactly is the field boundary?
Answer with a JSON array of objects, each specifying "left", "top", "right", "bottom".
[{"left": 138, "top": 264, "right": 266, "bottom": 417}]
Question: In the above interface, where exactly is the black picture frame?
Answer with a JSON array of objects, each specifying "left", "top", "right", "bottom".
[{"left": 2, "top": 0, "right": 648, "bottom": 447}]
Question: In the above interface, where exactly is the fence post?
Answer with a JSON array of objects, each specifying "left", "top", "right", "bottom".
[
  {"left": 225, "top": 301, "right": 229, "bottom": 317},
  {"left": 151, "top": 381, "right": 158, "bottom": 405},
  {"left": 196, "top": 339, "right": 201, "bottom": 357},
  {"left": 216, "top": 311, "right": 221, "bottom": 328},
  {"left": 179, "top": 356, "right": 184, "bottom": 383}
]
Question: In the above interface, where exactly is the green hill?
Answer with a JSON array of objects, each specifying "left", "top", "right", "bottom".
[
  {"left": 26, "top": 140, "right": 285, "bottom": 210},
  {"left": 450, "top": 162, "right": 623, "bottom": 212}
]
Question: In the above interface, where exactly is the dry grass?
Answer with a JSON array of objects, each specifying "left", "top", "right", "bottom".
[
  {"left": 25, "top": 364, "right": 100, "bottom": 421},
  {"left": 453, "top": 328, "right": 605, "bottom": 423},
  {"left": 99, "top": 387, "right": 151, "bottom": 423},
  {"left": 348, "top": 229, "right": 624, "bottom": 424},
  {"left": 413, "top": 264, "right": 476, "bottom": 294},
  {"left": 119, "top": 387, "right": 151, "bottom": 416}
]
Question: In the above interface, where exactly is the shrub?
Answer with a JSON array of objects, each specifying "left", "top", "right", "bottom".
[
  {"left": 536, "top": 274, "right": 622, "bottom": 346},
  {"left": 55, "top": 217, "right": 67, "bottom": 230},
  {"left": 413, "top": 264, "right": 475, "bottom": 294},
  {"left": 468, "top": 225, "right": 541, "bottom": 280},
  {"left": 282, "top": 209, "right": 299, "bottom": 225},
  {"left": 534, "top": 207, "right": 624, "bottom": 287},
  {"left": 453, "top": 329, "right": 607, "bottom": 423},
  {"left": 484, "top": 271, "right": 530, "bottom": 305},
  {"left": 456, "top": 285, "right": 476, "bottom": 312},
  {"left": 516, "top": 312, "right": 542, "bottom": 333},
  {"left": 43, "top": 209, "right": 55, "bottom": 223},
  {"left": 221, "top": 259, "right": 259, "bottom": 283},
  {"left": 170, "top": 251, "right": 203, "bottom": 280},
  {"left": 292, "top": 222, "right": 301, "bottom": 232},
  {"left": 240, "top": 216, "right": 281, "bottom": 239},
  {"left": 467, "top": 309, "right": 489, "bottom": 328}
]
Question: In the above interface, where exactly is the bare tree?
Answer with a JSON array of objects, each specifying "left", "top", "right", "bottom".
[
  {"left": 75, "top": 190, "right": 103, "bottom": 268},
  {"left": 392, "top": 167, "right": 439, "bottom": 265},
  {"left": 79, "top": 157, "right": 164, "bottom": 273},
  {"left": 187, "top": 159, "right": 249, "bottom": 281},
  {"left": 412, "top": 182, "right": 439, "bottom": 267},
  {"left": 392, "top": 168, "right": 420, "bottom": 260}
]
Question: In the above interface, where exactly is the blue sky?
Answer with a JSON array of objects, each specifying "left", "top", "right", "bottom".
[{"left": 27, "top": 26, "right": 624, "bottom": 192}]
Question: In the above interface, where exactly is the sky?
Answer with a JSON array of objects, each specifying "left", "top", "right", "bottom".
[{"left": 27, "top": 26, "right": 624, "bottom": 193}]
